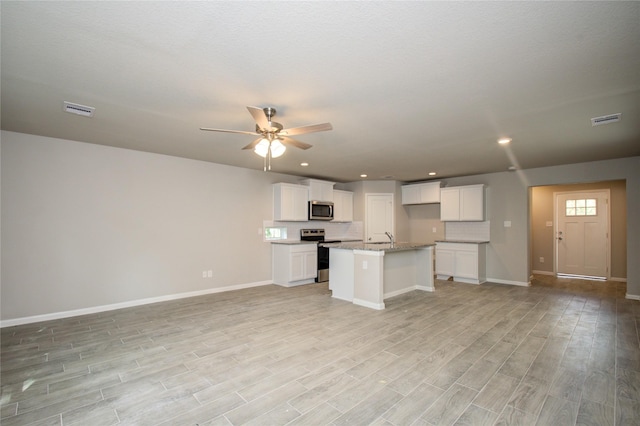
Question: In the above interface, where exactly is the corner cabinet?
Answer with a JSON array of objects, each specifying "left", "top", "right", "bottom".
[
  {"left": 435, "top": 242, "right": 487, "bottom": 284},
  {"left": 272, "top": 243, "right": 318, "bottom": 287},
  {"left": 332, "top": 190, "right": 353, "bottom": 222},
  {"left": 402, "top": 181, "right": 441, "bottom": 205},
  {"left": 440, "top": 184, "right": 485, "bottom": 221},
  {"left": 273, "top": 183, "right": 309, "bottom": 221}
]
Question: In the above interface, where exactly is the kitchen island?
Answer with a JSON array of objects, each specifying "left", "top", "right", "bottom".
[{"left": 324, "top": 242, "right": 435, "bottom": 310}]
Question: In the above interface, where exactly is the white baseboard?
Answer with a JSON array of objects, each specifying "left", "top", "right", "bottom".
[
  {"left": 0, "top": 280, "right": 272, "bottom": 328},
  {"left": 486, "top": 277, "right": 531, "bottom": 287},
  {"left": 626, "top": 293, "right": 640, "bottom": 301},
  {"left": 416, "top": 285, "right": 435, "bottom": 292},
  {"left": 353, "top": 298, "right": 385, "bottom": 310},
  {"left": 532, "top": 270, "right": 554, "bottom": 276}
]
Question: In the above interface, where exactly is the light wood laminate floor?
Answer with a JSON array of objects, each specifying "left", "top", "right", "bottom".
[{"left": 1, "top": 275, "right": 638, "bottom": 425}]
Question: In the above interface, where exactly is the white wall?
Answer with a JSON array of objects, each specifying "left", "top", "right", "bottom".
[{"left": 0, "top": 131, "right": 302, "bottom": 323}]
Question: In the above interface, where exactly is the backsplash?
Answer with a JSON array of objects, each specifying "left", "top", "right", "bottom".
[
  {"left": 263, "top": 220, "right": 364, "bottom": 241},
  {"left": 445, "top": 221, "right": 491, "bottom": 241}
]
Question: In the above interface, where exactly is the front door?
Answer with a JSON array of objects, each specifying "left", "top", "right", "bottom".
[
  {"left": 365, "top": 193, "right": 394, "bottom": 242},
  {"left": 555, "top": 190, "right": 610, "bottom": 278}
]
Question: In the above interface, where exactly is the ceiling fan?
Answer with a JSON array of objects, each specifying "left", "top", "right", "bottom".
[{"left": 200, "top": 106, "right": 332, "bottom": 170}]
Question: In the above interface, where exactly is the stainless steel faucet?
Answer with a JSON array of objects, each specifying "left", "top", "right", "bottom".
[{"left": 385, "top": 231, "right": 394, "bottom": 245}]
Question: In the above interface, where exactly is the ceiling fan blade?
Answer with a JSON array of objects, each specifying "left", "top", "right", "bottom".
[
  {"left": 247, "top": 106, "right": 270, "bottom": 129},
  {"left": 281, "top": 136, "right": 312, "bottom": 150},
  {"left": 242, "top": 137, "right": 264, "bottom": 150},
  {"left": 280, "top": 122, "right": 332, "bottom": 136},
  {"left": 200, "top": 127, "right": 259, "bottom": 136}
]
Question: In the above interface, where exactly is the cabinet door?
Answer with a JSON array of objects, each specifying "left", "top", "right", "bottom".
[
  {"left": 402, "top": 186, "right": 420, "bottom": 205},
  {"left": 333, "top": 190, "right": 353, "bottom": 222},
  {"left": 303, "top": 251, "right": 318, "bottom": 279},
  {"left": 435, "top": 248, "right": 455, "bottom": 276},
  {"left": 292, "top": 186, "right": 309, "bottom": 220},
  {"left": 289, "top": 252, "right": 306, "bottom": 281},
  {"left": 440, "top": 188, "right": 460, "bottom": 221},
  {"left": 455, "top": 250, "right": 478, "bottom": 279},
  {"left": 274, "top": 184, "right": 308, "bottom": 221},
  {"left": 419, "top": 183, "right": 441, "bottom": 203},
  {"left": 460, "top": 186, "right": 484, "bottom": 221}
]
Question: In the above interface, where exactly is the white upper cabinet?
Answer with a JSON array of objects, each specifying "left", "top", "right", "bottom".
[
  {"left": 273, "top": 183, "right": 309, "bottom": 221},
  {"left": 301, "top": 179, "right": 335, "bottom": 202},
  {"left": 332, "top": 190, "right": 353, "bottom": 222},
  {"left": 401, "top": 181, "right": 441, "bottom": 205},
  {"left": 440, "top": 184, "right": 485, "bottom": 221}
]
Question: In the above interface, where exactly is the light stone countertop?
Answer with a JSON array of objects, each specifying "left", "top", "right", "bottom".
[
  {"left": 322, "top": 241, "right": 435, "bottom": 252},
  {"left": 270, "top": 240, "right": 317, "bottom": 245},
  {"left": 435, "top": 240, "right": 490, "bottom": 244}
]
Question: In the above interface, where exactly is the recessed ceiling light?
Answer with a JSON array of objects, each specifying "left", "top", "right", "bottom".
[
  {"left": 428, "top": 172, "right": 437, "bottom": 176},
  {"left": 300, "top": 162, "right": 309, "bottom": 167},
  {"left": 498, "top": 138, "right": 512, "bottom": 145},
  {"left": 360, "top": 174, "right": 367, "bottom": 178}
]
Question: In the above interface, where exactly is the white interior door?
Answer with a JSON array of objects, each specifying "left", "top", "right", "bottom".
[
  {"left": 365, "top": 193, "right": 394, "bottom": 242},
  {"left": 555, "top": 190, "right": 609, "bottom": 278}
]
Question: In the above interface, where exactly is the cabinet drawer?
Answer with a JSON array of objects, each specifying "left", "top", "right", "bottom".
[
  {"left": 289, "top": 243, "right": 317, "bottom": 253},
  {"left": 436, "top": 243, "right": 478, "bottom": 253}
]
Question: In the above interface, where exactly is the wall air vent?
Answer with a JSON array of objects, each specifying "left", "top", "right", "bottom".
[
  {"left": 63, "top": 101, "right": 95, "bottom": 117},
  {"left": 591, "top": 113, "right": 621, "bottom": 127}
]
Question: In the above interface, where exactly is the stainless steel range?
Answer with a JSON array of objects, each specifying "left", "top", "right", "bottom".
[{"left": 300, "top": 229, "right": 341, "bottom": 283}]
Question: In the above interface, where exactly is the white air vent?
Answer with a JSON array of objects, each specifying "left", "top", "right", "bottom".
[
  {"left": 591, "top": 113, "right": 621, "bottom": 126},
  {"left": 63, "top": 101, "right": 95, "bottom": 117}
]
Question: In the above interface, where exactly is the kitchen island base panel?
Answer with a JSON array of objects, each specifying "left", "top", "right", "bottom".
[{"left": 330, "top": 245, "right": 434, "bottom": 309}]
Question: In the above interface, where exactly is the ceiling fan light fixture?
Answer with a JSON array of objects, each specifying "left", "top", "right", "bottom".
[
  {"left": 270, "top": 139, "right": 286, "bottom": 158},
  {"left": 254, "top": 138, "right": 270, "bottom": 157}
]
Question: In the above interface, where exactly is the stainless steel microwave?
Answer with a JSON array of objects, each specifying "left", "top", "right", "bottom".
[{"left": 309, "top": 201, "right": 334, "bottom": 221}]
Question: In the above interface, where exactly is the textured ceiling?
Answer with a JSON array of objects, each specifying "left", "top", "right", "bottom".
[{"left": 2, "top": 1, "right": 639, "bottom": 182}]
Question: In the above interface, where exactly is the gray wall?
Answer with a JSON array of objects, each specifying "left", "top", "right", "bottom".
[
  {"left": 531, "top": 181, "right": 626, "bottom": 279},
  {"left": 2, "top": 130, "right": 639, "bottom": 324},
  {"left": 1, "top": 131, "right": 301, "bottom": 322},
  {"left": 437, "top": 158, "right": 639, "bottom": 295}
]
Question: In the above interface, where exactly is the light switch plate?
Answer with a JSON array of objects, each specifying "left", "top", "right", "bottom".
[
  {"left": 546, "top": 221, "right": 553, "bottom": 227},
  {"left": 504, "top": 221, "right": 512, "bottom": 228}
]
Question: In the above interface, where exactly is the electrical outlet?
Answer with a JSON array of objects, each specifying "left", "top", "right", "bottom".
[
  {"left": 362, "top": 260, "right": 368, "bottom": 270},
  {"left": 207, "top": 270, "right": 213, "bottom": 278},
  {"left": 539, "top": 257, "right": 544, "bottom": 263},
  {"left": 202, "top": 271, "right": 207, "bottom": 278},
  {"left": 432, "top": 227, "right": 437, "bottom": 233}
]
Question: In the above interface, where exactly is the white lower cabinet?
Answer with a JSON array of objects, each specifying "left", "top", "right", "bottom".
[
  {"left": 435, "top": 242, "right": 487, "bottom": 284},
  {"left": 272, "top": 243, "right": 318, "bottom": 287}
]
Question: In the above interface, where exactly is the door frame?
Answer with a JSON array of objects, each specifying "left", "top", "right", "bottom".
[{"left": 553, "top": 189, "right": 611, "bottom": 279}]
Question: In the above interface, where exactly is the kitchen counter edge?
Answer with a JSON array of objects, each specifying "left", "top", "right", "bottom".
[
  {"left": 323, "top": 242, "right": 435, "bottom": 252},
  {"left": 435, "top": 240, "right": 490, "bottom": 244}
]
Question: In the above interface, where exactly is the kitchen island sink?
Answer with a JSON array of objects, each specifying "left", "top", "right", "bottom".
[{"left": 325, "top": 242, "right": 435, "bottom": 310}]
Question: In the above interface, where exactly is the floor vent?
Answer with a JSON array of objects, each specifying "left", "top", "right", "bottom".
[
  {"left": 63, "top": 101, "right": 95, "bottom": 117},
  {"left": 591, "top": 113, "right": 621, "bottom": 127}
]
